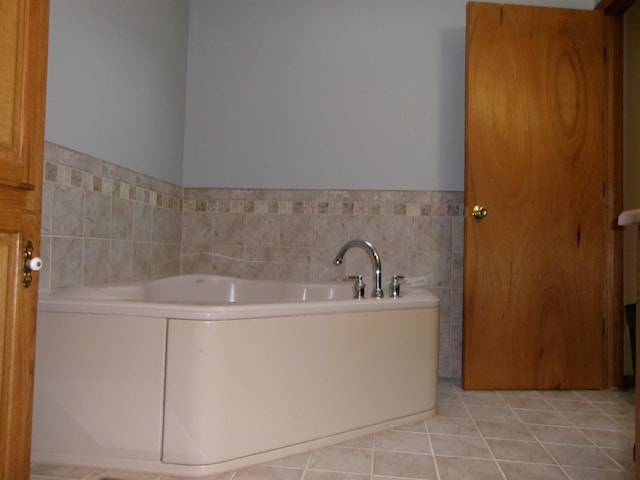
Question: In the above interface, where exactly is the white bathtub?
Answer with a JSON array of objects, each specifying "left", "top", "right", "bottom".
[{"left": 32, "top": 274, "right": 440, "bottom": 477}]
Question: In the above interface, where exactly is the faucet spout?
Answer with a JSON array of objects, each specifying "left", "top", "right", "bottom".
[{"left": 333, "top": 239, "right": 384, "bottom": 298}]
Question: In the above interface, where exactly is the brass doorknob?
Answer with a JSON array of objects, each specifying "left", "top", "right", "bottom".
[{"left": 472, "top": 205, "right": 488, "bottom": 220}]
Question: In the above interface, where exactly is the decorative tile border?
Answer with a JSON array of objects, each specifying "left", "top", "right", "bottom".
[
  {"left": 44, "top": 143, "right": 183, "bottom": 210},
  {"left": 182, "top": 189, "right": 463, "bottom": 217},
  {"left": 44, "top": 144, "right": 464, "bottom": 219}
]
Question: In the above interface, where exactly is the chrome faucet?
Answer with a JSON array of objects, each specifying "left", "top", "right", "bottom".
[{"left": 333, "top": 239, "right": 384, "bottom": 298}]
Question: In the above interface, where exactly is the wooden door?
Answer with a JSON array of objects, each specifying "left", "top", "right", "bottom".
[
  {"left": 0, "top": 0, "right": 49, "bottom": 478},
  {"left": 463, "top": 2, "right": 608, "bottom": 390}
]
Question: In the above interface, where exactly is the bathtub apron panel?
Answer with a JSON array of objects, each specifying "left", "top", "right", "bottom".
[
  {"left": 162, "top": 308, "right": 439, "bottom": 465},
  {"left": 31, "top": 313, "right": 166, "bottom": 461},
  {"left": 32, "top": 274, "right": 440, "bottom": 476}
]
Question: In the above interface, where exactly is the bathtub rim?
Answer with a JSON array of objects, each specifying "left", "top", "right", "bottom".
[{"left": 37, "top": 275, "right": 440, "bottom": 320}]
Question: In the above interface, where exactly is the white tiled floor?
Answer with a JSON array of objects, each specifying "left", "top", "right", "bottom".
[{"left": 30, "top": 378, "right": 635, "bottom": 480}]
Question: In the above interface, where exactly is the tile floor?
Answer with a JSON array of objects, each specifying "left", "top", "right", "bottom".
[{"left": 30, "top": 378, "right": 635, "bottom": 480}]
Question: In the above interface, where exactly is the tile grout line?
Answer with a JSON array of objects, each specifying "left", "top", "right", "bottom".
[
  {"left": 499, "top": 390, "right": 575, "bottom": 479},
  {"left": 423, "top": 417, "right": 442, "bottom": 480},
  {"left": 580, "top": 394, "right": 635, "bottom": 473},
  {"left": 454, "top": 383, "right": 509, "bottom": 480},
  {"left": 562, "top": 393, "right": 633, "bottom": 474},
  {"left": 299, "top": 445, "right": 315, "bottom": 480},
  {"left": 500, "top": 388, "right": 635, "bottom": 477},
  {"left": 369, "top": 433, "right": 375, "bottom": 480}
]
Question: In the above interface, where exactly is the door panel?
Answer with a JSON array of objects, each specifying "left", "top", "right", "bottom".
[
  {"left": 463, "top": 2, "right": 607, "bottom": 389},
  {"left": 0, "top": 0, "right": 39, "bottom": 190},
  {"left": 0, "top": 224, "right": 40, "bottom": 479},
  {"left": 0, "top": 0, "right": 48, "bottom": 477}
]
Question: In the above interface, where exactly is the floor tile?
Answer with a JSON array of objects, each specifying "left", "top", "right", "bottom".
[
  {"left": 498, "top": 461, "right": 569, "bottom": 480},
  {"left": 437, "top": 392, "right": 462, "bottom": 405},
  {"left": 545, "top": 398, "right": 602, "bottom": 414},
  {"left": 393, "top": 421, "right": 428, "bottom": 433},
  {"left": 513, "top": 409, "right": 572, "bottom": 426},
  {"left": 501, "top": 396, "right": 553, "bottom": 410},
  {"left": 435, "top": 456, "right": 504, "bottom": 480},
  {"left": 562, "top": 412, "right": 621, "bottom": 430},
  {"left": 435, "top": 402, "right": 472, "bottom": 419},
  {"left": 485, "top": 438, "right": 555, "bottom": 464},
  {"left": 266, "top": 452, "right": 312, "bottom": 469},
  {"left": 526, "top": 424, "right": 591, "bottom": 445},
  {"left": 581, "top": 428, "right": 635, "bottom": 449},
  {"left": 373, "top": 451, "right": 436, "bottom": 479},
  {"left": 475, "top": 420, "right": 536, "bottom": 441},
  {"left": 460, "top": 392, "right": 507, "bottom": 407},
  {"left": 576, "top": 390, "right": 630, "bottom": 403},
  {"left": 429, "top": 433, "right": 492, "bottom": 459},
  {"left": 425, "top": 416, "right": 480, "bottom": 437},
  {"left": 304, "top": 472, "right": 368, "bottom": 480},
  {"left": 436, "top": 382, "right": 457, "bottom": 394},
  {"left": 29, "top": 379, "right": 635, "bottom": 480},
  {"left": 308, "top": 447, "right": 372, "bottom": 475},
  {"left": 562, "top": 466, "right": 634, "bottom": 480},
  {"left": 233, "top": 465, "right": 303, "bottom": 480},
  {"left": 498, "top": 390, "right": 543, "bottom": 399},
  {"left": 592, "top": 401, "right": 635, "bottom": 417},
  {"left": 602, "top": 446, "right": 635, "bottom": 471},
  {"left": 374, "top": 430, "right": 430, "bottom": 454},
  {"left": 466, "top": 405, "right": 520, "bottom": 422},
  {"left": 538, "top": 390, "right": 582, "bottom": 401},
  {"left": 336, "top": 435, "right": 373, "bottom": 449},
  {"left": 544, "top": 444, "right": 621, "bottom": 469}
]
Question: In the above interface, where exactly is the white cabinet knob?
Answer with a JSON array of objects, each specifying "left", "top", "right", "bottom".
[{"left": 27, "top": 257, "right": 43, "bottom": 272}]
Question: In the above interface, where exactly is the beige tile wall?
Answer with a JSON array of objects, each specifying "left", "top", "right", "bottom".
[
  {"left": 39, "top": 143, "right": 183, "bottom": 290},
  {"left": 40, "top": 142, "right": 464, "bottom": 377}
]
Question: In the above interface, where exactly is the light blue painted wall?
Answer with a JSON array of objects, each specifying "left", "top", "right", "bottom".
[
  {"left": 45, "top": 0, "right": 189, "bottom": 185},
  {"left": 184, "top": 0, "right": 466, "bottom": 190},
  {"left": 46, "top": 0, "right": 597, "bottom": 189},
  {"left": 183, "top": 0, "right": 594, "bottom": 190}
]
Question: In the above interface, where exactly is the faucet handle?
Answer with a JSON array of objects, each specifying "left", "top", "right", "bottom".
[
  {"left": 389, "top": 275, "right": 405, "bottom": 298},
  {"left": 345, "top": 275, "right": 366, "bottom": 299}
]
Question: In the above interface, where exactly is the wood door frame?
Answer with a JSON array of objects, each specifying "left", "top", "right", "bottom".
[
  {"left": 598, "top": 0, "right": 636, "bottom": 14},
  {"left": 596, "top": 2, "right": 640, "bottom": 478},
  {"left": 595, "top": 0, "right": 633, "bottom": 387}
]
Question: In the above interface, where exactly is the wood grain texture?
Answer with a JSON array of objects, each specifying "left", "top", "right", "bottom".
[
  {"left": 0, "top": 0, "right": 48, "bottom": 478},
  {"left": 463, "top": 3, "right": 607, "bottom": 389},
  {"left": 0, "top": 241, "right": 8, "bottom": 393},
  {"left": 603, "top": 10, "right": 624, "bottom": 391},
  {"left": 0, "top": 0, "right": 47, "bottom": 193},
  {"left": 0, "top": 223, "right": 36, "bottom": 480}
]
